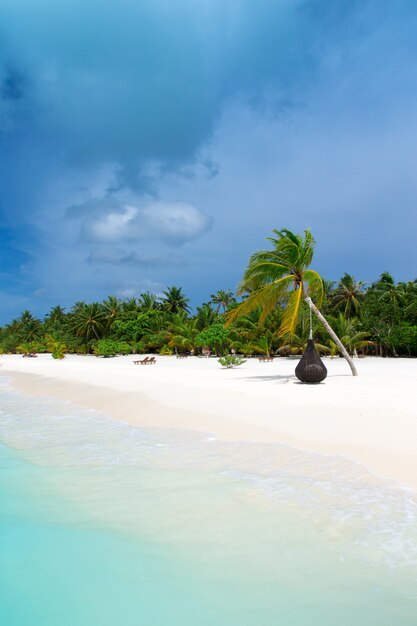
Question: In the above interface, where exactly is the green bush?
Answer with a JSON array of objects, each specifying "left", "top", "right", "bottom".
[
  {"left": 93, "top": 339, "right": 131, "bottom": 357},
  {"left": 196, "top": 324, "right": 231, "bottom": 356},
  {"left": 110, "top": 311, "right": 163, "bottom": 343},
  {"left": 45, "top": 336, "right": 67, "bottom": 359},
  {"left": 218, "top": 355, "right": 246, "bottom": 368},
  {"left": 387, "top": 323, "right": 417, "bottom": 356},
  {"left": 16, "top": 342, "right": 38, "bottom": 356},
  {"left": 132, "top": 341, "right": 146, "bottom": 354},
  {"left": 159, "top": 345, "right": 174, "bottom": 355}
]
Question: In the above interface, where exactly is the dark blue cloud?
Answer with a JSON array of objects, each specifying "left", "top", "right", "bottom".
[
  {"left": 1, "top": 0, "right": 417, "bottom": 321},
  {"left": 1, "top": 1, "right": 314, "bottom": 172}
]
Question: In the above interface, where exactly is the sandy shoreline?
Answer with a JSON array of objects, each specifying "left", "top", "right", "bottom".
[{"left": 1, "top": 354, "right": 416, "bottom": 490}]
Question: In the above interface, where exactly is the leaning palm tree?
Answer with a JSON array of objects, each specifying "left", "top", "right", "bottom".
[{"left": 226, "top": 229, "right": 358, "bottom": 376}]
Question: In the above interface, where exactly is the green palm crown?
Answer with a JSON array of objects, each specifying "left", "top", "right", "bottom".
[{"left": 227, "top": 229, "right": 324, "bottom": 336}]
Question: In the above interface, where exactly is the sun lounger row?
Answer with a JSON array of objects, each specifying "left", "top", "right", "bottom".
[{"left": 133, "top": 356, "right": 156, "bottom": 365}]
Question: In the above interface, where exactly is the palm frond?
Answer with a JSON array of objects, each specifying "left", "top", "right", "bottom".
[
  {"left": 299, "top": 229, "right": 315, "bottom": 268},
  {"left": 278, "top": 286, "right": 303, "bottom": 337},
  {"left": 226, "top": 276, "right": 292, "bottom": 326},
  {"left": 303, "top": 269, "right": 324, "bottom": 306},
  {"left": 237, "top": 251, "right": 290, "bottom": 294}
]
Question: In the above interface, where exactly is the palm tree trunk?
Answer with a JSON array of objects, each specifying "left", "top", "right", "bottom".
[{"left": 303, "top": 289, "right": 358, "bottom": 376}]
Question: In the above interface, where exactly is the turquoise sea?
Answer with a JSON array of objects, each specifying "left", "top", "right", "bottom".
[{"left": 1, "top": 377, "right": 417, "bottom": 625}]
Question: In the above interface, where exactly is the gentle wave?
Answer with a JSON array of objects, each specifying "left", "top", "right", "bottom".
[{"left": 0, "top": 379, "right": 416, "bottom": 573}]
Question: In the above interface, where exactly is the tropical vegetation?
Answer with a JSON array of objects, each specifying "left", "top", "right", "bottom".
[{"left": 0, "top": 231, "right": 416, "bottom": 363}]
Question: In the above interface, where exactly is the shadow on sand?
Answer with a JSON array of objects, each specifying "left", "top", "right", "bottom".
[{"left": 237, "top": 374, "right": 296, "bottom": 383}]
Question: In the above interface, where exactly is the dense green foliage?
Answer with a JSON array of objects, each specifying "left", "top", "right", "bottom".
[
  {"left": 1, "top": 270, "right": 416, "bottom": 359},
  {"left": 93, "top": 339, "right": 131, "bottom": 357}
]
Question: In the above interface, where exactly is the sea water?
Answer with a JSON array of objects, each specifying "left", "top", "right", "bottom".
[{"left": 1, "top": 378, "right": 417, "bottom": 625}]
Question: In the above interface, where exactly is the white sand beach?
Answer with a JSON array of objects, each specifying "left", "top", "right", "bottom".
[{"left": 1, "top": 354, "right": 416, "bottom": 489}]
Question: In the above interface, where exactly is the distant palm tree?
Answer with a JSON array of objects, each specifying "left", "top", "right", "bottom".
[
  {"left": 228, "top": 309, "right": 281, "bottom": 357},
  {"left": 72, "top": 303, "right": 106, "bottom": 343},
  {"left": 45, "top": 305, "right": 66, "bottom": 324},
  {"left": 71, "top": 301, "right": 87, "bottom": 316},
  {"left": 6, "top": 318, "right": 22, "bottom": 336},
  {"left": 403, "top": 280, "right": 417, "bottom": 320},
  {"left": 248, "top": 333, "right": 276, "bottom": 358},
  {"left": 226, "top": 228, "right": 357, "bottom": 375},
  {"left": 195, "top": 302, "right": 220, "bottom": 330},
  {"left": 161, "top": 286, "right": 190, "bottom": 314},
  {"left": 122, "top": 297, "right": 139, "bottom": 314},
  {"left": 210, "top": 289, "right": 236, "bottom": 313},
  {"left": 327, "top": 314, "right": 374, "bottom": 357},
  {"left": 278, "top": 334, "right": 330, "bottom": 356},
  {"left": 166, "top": 314, "right": 200, "bottom": 353},
  {"left": 374, "top": 272, "right": 406, "bottom": 308},
  {"left": 16, "top": 310, "right": 41, "bottom": 342},
  {"left": 332, "top": 273, "right": 365, "bottom": 318},
  {"left": 138, "top": 292, "right": 160, "bottom": 312},
  {"left": 278, "top": 310, "right": 329, "bottom": 356},
  {"left": 101, "top": 296, "right": 121, "bottom": 330}
]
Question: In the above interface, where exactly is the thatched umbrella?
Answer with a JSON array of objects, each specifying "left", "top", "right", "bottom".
[{"left": 295, "top": 306, "right": 327, "bottom": 383}]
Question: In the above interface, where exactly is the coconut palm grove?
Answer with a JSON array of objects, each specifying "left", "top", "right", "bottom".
[{"left": 1, "top": 229, "right": 416, "bottom": 360}]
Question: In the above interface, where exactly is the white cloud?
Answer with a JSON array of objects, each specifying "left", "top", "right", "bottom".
[
  {"left": 142, "top": 201, "right": 212, "bottom": 244},
  {"left": 116, "top": 279, "right": 164, "bottom": 299},
  {"left": 86, "top": 205, "right": 137, "bottom": 242},
  {"left": 81, "top": 200, "right": 212, "bottom": 245}
]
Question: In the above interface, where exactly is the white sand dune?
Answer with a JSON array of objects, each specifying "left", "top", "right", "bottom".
[{"left": 1, "top": 354, "right": 416, "bottom": 489}]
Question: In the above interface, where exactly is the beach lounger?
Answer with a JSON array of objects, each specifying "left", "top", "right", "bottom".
[
  {"left": 133, "top": 357, "right": 149, "bottom": 365},
  {"left": 258, "top": 356, "right": 274, "bottom": 362},
  {"left": 147, "top": 357, "right": 156, "bottom": 364}
]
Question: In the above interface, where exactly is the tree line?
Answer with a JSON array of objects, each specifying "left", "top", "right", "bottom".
[{"left": 1, "top": 230, "right": 416, "bottom": 361}]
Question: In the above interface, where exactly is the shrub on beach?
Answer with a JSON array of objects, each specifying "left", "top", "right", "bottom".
[
  {"left": 159, "top": 345, "right": 174, "bottom": 355},
  {"left": 16, "top": 342, "right": 38, "bottom": 356},
  {"left": 93, "top": 339, "right": 131, "bottom": 357},
  {"left": 45, "top": 336, "right": 67, "bottom": 359},
  {"left": 218, "top": 355, "right": 246, "bottom": 369},
  {"left": 51, "top": 344, "right": 66, "bottom": 359}
]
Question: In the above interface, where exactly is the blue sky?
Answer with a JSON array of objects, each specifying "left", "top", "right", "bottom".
[{"left": 1, "top": 0, "right": 417, "bottom": 322}]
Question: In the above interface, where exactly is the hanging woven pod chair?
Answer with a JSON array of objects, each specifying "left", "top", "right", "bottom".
[{"left": 295, "top": 339, "right": 327, "bottom": 384}]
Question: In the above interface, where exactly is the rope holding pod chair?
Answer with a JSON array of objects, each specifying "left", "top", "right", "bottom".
[{"left": 295, "top": 305, "right": 327, "bottom": 384}]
